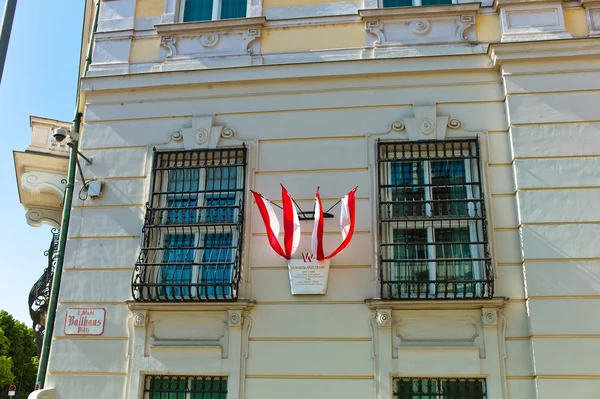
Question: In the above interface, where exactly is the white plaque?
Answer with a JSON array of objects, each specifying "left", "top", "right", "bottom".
[
  {"left": 64, "top": 308, "right": 106, "bottom": 336},
  {"left": 288, "top": 254, "right": 331, "bottom": 295}
]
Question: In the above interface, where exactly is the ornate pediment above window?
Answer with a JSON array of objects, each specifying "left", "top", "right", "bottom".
[
  {"left": 360, "top": 3, "right": 478, "bottom": 47},
  {"left": 155, "top": 17, "right": 266, "bottom": 62}
]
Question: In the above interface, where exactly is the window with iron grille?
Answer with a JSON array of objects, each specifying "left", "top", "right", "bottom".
[
  {"left": 132, "top": 147, "right": 246, "bottom": 302},
  {"left": 377, "top": 139, "right": 492, "bottom": 300},
  {"left": 393, "top": 377, "right": 487, "bottom": 399},
  {"left": 144, "top": 375, "right": 227, "bottom": 399}
]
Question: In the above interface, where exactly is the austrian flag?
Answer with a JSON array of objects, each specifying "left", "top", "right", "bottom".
[
  {"left": 251, "top": 185, "right": 300, "bottom": 260},
  {"left": 252, "top": 185, "right": 357, "bottom": 261}
]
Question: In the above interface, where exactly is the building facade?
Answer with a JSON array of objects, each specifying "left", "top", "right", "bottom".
[{"left": 14, "top": 0, "right": 600, "bottom": 397}]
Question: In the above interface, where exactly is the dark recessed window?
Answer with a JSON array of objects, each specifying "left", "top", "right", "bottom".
[{"left": 377, "top": 139, "right": 493, "bottom": 300}]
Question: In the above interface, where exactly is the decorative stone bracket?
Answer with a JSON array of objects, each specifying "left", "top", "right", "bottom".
[
  {"left": 156, "top": 17, "right": 266, "bottom": 61},
  {"left": 388, "top": 103, "right": 463, "bottom": 141},
  {"left": 163, "top": 115, "right": 246, "bottom": 150},
  {"left": 360, "top": 4, "right": 478, "bottom": 47},
  {"left": 21, "top": 170, "right": 66, "bottom": 199}
]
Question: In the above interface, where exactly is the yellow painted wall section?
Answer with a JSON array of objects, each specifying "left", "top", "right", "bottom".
[
  {"left": 135, "top": 0, "right": 165, "bottom": 18},
  {"left": 130, "top": 38, "right": 160, "bottom": 63},
  {"left": 476, "top": 14, "right": 501, "bottom": 43},
  {"left": 264, "top": 0, "right": 352, "bottom": 8},
  {"left": 564, "top": 8, "right": 589, "bottom": 37},
  {"left": 261, "top": 24, "right": 364, "bottom": 54}
]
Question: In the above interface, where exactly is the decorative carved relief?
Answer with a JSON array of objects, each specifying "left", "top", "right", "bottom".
[
  {"left": 411, "top": 20, "right": 432, "bottom": 36},
  {"left": 361, "top": 6, "right": 479, "bottom": 47},
  {"left": 21, "top": 170, "right": 66, "bottom": 199},
  {"left": 156, "top": 18, "right": 266, "bottom": 61},
  {"left": 133, "top": 312, "right": 146, "bottom": 327},
  {"left": 376, "top": 309, "right": 392, "bottom": 327},
  {"left": 456, "top": 15, "right": 476, "bottom": 40},
  {"left": 228, "top": 310, "right": 242, "bottom": 327},
  {"left": 482, "top": 309, "right": 498, "bottom": 326},
  {"left": 26, "top": 208, "right": 62, "bottom": 228},
  {"left": 403, "top": 104, "right": 450, "bottom": 141}
]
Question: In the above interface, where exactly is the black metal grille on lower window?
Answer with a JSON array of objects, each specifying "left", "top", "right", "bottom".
[
  {"left": 144, "top": 375, "right": 227, "bottom": 398},
  {"left": 394, "top": 377, "right": 487, "bottom": 399},
  {"left": 377, "top": 139, "right": 493, "bottom": 300},
  {"left": 132, "top": 147, "right": 247, "bottom": 302}
]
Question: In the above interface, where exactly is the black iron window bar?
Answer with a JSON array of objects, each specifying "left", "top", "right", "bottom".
[
  {"left": 132, "top": 146, "right": 247, "bottom": 302},
  {"left": 377, "top": 139, "right": 493, "bottom": 300},
  {"left": 144, "top": 375, "right": 227, "bottom": 398},
  {"left": 393, "top": 377, "right": 487, "bottom": 399}
]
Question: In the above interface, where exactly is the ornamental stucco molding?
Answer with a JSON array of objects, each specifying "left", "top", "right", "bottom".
[
  {"left": 497, "top": 1, "right": 571, "bottom": 42},
  {"left": 26, "top": 208, "right": 62, "bottom": 228},
  {"left": 156, "top": 17, "right": 266, "bottom": 61},
  {"left": 387, "top": 104, "right": 460, "bottom": 141},
  {"left": 360, "top": 4, "right": 479, "bottom": 46},
  {"left": 21, "top": 170, "right": 66, "bottom": 199}
]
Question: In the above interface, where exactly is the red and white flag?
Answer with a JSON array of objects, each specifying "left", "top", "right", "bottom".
[
  {"left": 311, "top": 187, "right": 357, "bottom": 261},
  {"left": 251, "top": 185, "right": 300, "bottom": 260}
]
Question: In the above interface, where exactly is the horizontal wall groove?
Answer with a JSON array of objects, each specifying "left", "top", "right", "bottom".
[
  {"left": 506, "top": 87, "right": 600, "bottom": 97},
  {"left": 63, "top": 268, "right": 133, "bottom": 272},
  {"left": 58, "top": 302, "right": 126, "bottom": 305},
  {"left": 249, "top": 337, "right": 371, "bottom": 341},
  {"left": 259, "top": 135, "right": 363, "bottom": 143},
  {"left": 255, "top": 167, "right": 368, "bottom": 175},
  {"left": 251, "top": 265, "right": 371, "bottom": 270},
  {"left": 72, "top": 204, "right": 144, "bottom": 209},
  {"left": 510, "top": 120, "right": 600, "bottom": 127},
  {"left": 48, "top": 371, "right": 127, "bottom": 376},
  {"left": 79, "top": 145, "right": 149, "bottom": 151},
  {"left": 254, "top": 301, "right": 364, "bottom": 305},
  {"left": 84, "top": 80, "right": 501, "bottom": 107},
  {"left": 75, "top": 176, "right": 146, "bottom": 182},
  {"left": 245, "top": 374, "right": 374, "bottom": 379},
  {"left": 67, "top": 235, "right": 141, "bottom": 240},
  {"left": 53, "top": 336, "right": 128, "bottom": 341}
]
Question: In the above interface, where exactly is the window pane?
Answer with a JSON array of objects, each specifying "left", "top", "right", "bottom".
[
  {"left": 383, "top": 0, "right": 413, "bottom": 7},
  {"left": 393, "top": 229, "right": 428, "bottom": 297},
  {"left": 221, "top": 0, "right": 247, "bottom": 19},
  {"left": 183, "top": 0, "right": 213, "bottom": 22},
  {"left": 422, "top": 0, "right": 452, "bottom": 5},
  {"left": 167, "top": 169, "right": 200, "bottom": 223},
  {"left": 390, "top": 162, "right": 425, "bottom": 217},
  {"left": 430, "top": 160, "right": 467, "bottom": 216},
  {"left": 435, "top": 228, "right": 475, "bottom": 295},
  {"left": 160, "top": 234, "right": 195, "bottom": 299},
  {"left": 200, "top": 233, "right": 233, "bottom": 299},
  {"left": 205, "top": 166, "right": 237, "bottom": 222},
  {"left": 394, "top": 378, "right": 487, "bottom": 399},
  {"left": 147, "top": 376, "right": 227, "bottom": 399}
]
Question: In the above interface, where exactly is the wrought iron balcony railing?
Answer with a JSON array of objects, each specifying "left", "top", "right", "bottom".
[
  {"left": 377, "top": 139, "right": 493, "bottom": 300},
  {"left": 29, "top": 228, "right": 59, "bottom": 355}
]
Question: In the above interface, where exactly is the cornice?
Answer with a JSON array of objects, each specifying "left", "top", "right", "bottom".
[
  {"left": 155, "top": 17, "right": 266, "bottom": 35},
  {"left": 126, "top": 299, "right": 256, "bottom": 312},
  {"left": 489, "top": 37, "right": 600, "bottom": 65},
  {"left": 359, "top": 3, "right": 480, "bottom": 19},
  {"left": 366, "top": 297, "right": 508, "bottom": 311}
]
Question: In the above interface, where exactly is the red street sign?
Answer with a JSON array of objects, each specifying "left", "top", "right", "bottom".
[{"left": 8, "top": 385, "right": 16, "bottom": 391}]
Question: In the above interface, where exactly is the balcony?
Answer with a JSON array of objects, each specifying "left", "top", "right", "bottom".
[
  {"left": 29, "top": 229, "right": 59, "bottom": 355},
  {"left": 13, "top": 116, "right": 70, "bottom": 228}
]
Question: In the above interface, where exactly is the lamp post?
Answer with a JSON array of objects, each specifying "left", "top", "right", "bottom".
[{"left": 0, "top": 0, "right": 18, "bottom": 84}]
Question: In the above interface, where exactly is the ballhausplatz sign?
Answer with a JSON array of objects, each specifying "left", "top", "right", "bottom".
[{"left": 64, "top": 308, "right": 106, "bottom": 335}]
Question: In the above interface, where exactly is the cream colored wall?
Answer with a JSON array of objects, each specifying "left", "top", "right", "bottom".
[
  {"left": 476, "top": 14, "right": 501, "bottom": 42},
  {"left": 49, "top": 61, "right": 524, "bottom": 398},
  {"left": 564, "top": 8, "right": 589, "bottom": 37},
  {"left": 500, "top": 55, "right": 600, "bottom": 398},
  {"left": 261, "top": 24, "right": 365, "bottom": 53}
]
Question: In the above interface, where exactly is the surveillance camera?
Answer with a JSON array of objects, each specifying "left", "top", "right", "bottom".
[{"left": 53, "top": 127, "right": 69, "bottom": 143}]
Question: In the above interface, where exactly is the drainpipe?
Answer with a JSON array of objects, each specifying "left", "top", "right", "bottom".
[{"left": 35, "top": 0, "right": 101, "bottom": 389}]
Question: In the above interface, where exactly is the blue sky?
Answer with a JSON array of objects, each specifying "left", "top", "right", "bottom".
[{"left": 0, "top": 0, "right": 84, "bottom": 324}]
